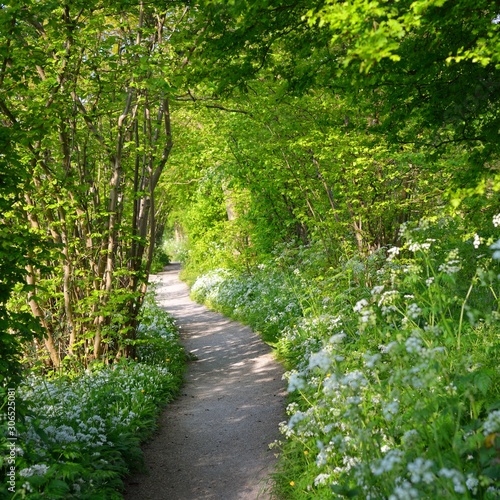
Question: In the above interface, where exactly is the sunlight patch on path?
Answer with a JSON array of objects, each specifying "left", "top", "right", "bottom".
[{"left": 124, "top": 264, "right": 286, "bottom": 500}]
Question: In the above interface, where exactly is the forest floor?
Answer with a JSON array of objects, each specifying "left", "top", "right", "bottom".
[{"left": 123, "top": 263, "right": 286, "bottom": 500}]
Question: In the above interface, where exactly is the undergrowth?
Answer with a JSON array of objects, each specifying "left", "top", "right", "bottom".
[
  {"left": 188, "top": 215, "right": 500, "bottom": 499},
  {"left": 0, "top": 294, "right": 186, "bottom": 499}
]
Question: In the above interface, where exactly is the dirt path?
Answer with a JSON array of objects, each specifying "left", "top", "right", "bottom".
[{"left": 124, "top": 264, "right": 286, "bottom": 500}]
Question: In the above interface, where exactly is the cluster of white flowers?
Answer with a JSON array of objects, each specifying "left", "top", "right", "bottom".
[
  {"left": 466, "top": 475, "right": 479, "bottom": 495},
  {"left": 382, "top": 400, "right": 399, "bottom": 421},
  {"left": 401, "top": 429, "right": 419, "bottom": 447},
  {"left": 406, "top": 303, "right": 422, "bottom": 320},
  {"left": 379, "top": 341, "right": 398, "bottom": 354},
  {"left": 371, "top": 450, "right": 404, "bottom": 476},
  {"left": 288, "top": 410, "right": 307, "bottom": 430},
  {"left": 308, "top": 350, "right": 332, "bottom": 372},
  {"left": 189, "top": 236, "right": 498, "bottom": 498},
  {"left": 438, "top": 249, "right": 461, "bottom": 275},
  {"left": 314, "top": 473, "right": 331, "bottom": 486},
  {"left": 389, "top": 479, "right": 420, "bottom": 499},
  {"left": 493, "top": 213, "right": 500, "bottom": 227},
  {"left": 387, "top": 247, "right": 400, "bottom": 260},
  {"left": 354, "top": 298, "right": 369, "bottom": 313},
  {"left": 329, "top": 332, "right": 346, "bottom": 344},
  {"left": 19, "top": 464, "right": 50, "bottom": 478},
  {"left": 340, "top": 370, "right": 367, "bottom": 390},
  {"left": 371, "top": 285, "right": 385, "bottom": 296},
  {"left": 287, "top": 371, "right": 306, "bottom": 392},
  {"left": 473, "top": 233, "right": 481, "bottom": 249},
  {"left": 405, "top": 336, "right": 424, "bottom": 354},
  {"left": 377, "top": 290, "right": 399, "bottom": 316},
  {"left": 16, "top": 358, "right": 180, "bottom": 489},
  {"left": 364, "top": 352, "right": 381, "bottom": 369},
  {"left": 483, "top": 409, "right": 500, "bottom": 435},
  {"left": 190, "top": 268, "right": 231, "bottom": 301},
  {"left": 408, "top": 240, "right": 432, "bottom": 252},
  {"left": 407, "top": 457, "right": 434, "bottom": 484},
  {"left": 353, "top": 299, "right": 376, "bottom": 328},
  {"left": 490, "top": 239, "right": 500, "bottom": 260},
  {"left": 439, "top": 467, "right": 466, "bottom": 494}
]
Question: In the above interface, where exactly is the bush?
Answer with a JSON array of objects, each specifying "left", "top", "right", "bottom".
[{"left": 150, "top": 249, "right": 171, "bottom": 274}]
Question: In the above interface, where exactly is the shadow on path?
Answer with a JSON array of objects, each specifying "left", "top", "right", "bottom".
[{"left": 124, "top": 264, "right": 286, "bottom": 500}]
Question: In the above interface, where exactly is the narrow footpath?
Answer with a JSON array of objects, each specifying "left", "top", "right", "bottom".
[{"left": 124, "top": 263, "right": 286, "bottom": 500}]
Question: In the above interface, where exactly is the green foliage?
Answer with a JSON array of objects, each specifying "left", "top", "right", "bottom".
[
  {"left": 150, "top": 249, "right": 171, "bottom": 274},
  {"left": 1, "top": 0, "right": 499, "bottom": 495},
  {"left": 194, "top": 0, "right": 500, "bottom": 172},
  {"left": 169, "top": 2, "right": 500, "bottom": 281},
  {"left": 189, "top": 213, "right": 500, "bottom": 498},
  {"left": 0, "top": 0, "right": 188, "bottom": 367},
  {"left": 0, "top": 127, "right": 44, "bottom": 386}
]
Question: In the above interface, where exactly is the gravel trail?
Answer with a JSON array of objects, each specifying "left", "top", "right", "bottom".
[{"left": 124, "top": 263, "right": 286, "bottom": 500}]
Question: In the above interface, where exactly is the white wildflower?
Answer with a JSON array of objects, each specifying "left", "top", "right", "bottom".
[
  {"left": 407, "top": 457, "right": 435, "bottom": 484},
  {"left": 389, "top": 480, "right": 419, "bottom": 500},
  {"left": 308, "top": 350, "right": 331, "bottom": 372},
  {"left": 371, "top": 450, "right": 404, "bottom": 475},
  {"left": 490, "top": 239, "right": 500, "bottom": 260},
  {"left": 364, "top": 352, "right": 381, "bottom": 368},
  {"left": 287, "top": 372, "right": 306, "bottom": 392},
  {"left": 314, "top": 473, "right": 331, "bottom": 486},
  {"left": 466, "top": 475, "right": 479, "bottom": 495},
  {"left": 354, "top": 299, "right": 369, "bottom": 313},
  {"left": 408, "top": 241, "right": 431, "bottom": 252},
  {"left": 341, "top": 370, "right": 367, "bottom": 390},
  {"left": 387, "top": 247, "right": 400, "bottom": 260},
  {"left": 493, "top": 213, "right": 500, "bottom": 227},
  {"left": 379, "top": 341, "right": 398, "bottom": 354},
  {"left": 371, "top": 285, "right": 385, "bottom": 296},
  {"left": 359, "top": 307, "right": 376, "bottom": 326},
  {"left": 401, "top": 429, "right": 419, "bottom": 446},
  {"left": 378, "top": 290, "right": 399, "bottom": 308},
  {"left": 483, "top": 410, "right": 500, "bottom": 435},
  {"left": 288, "top": 411, "right": 306, "bottom": 429},
  {"left": 473, "top": 233, "right": 481, "bottom": 249},
  {"left": 19, "top": 464, "right": 50, "bottom": 478},
  {"left": 346, "top": 396, "right": 361, "bottom": 405},
  {"left": 329, "top": 332, "right": 346, "bottom": 344},
  {"left": 438, "top": 249, "right": 461, "bottom": 274},
  {"left": 405, "top": 336, "right": 423, "bottom": 354},
  {"left": 323, "top": 373, "right": 340, "bottom": 393},
  {"left": 382, "top": 400, "right": 399, "bottom": 421},
  {"left": 439, "top": 468, "right": 466, "bottom": 494},
  {"left": 406, "top": 303, "right": 422, "bottom": 320},
  {"left": 342, "top": 455, "right": 358, "bottom": 471}
]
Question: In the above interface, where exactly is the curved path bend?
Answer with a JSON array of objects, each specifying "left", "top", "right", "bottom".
[{"left": 124, "top": 263, "right": 286, "bottom": 500}]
